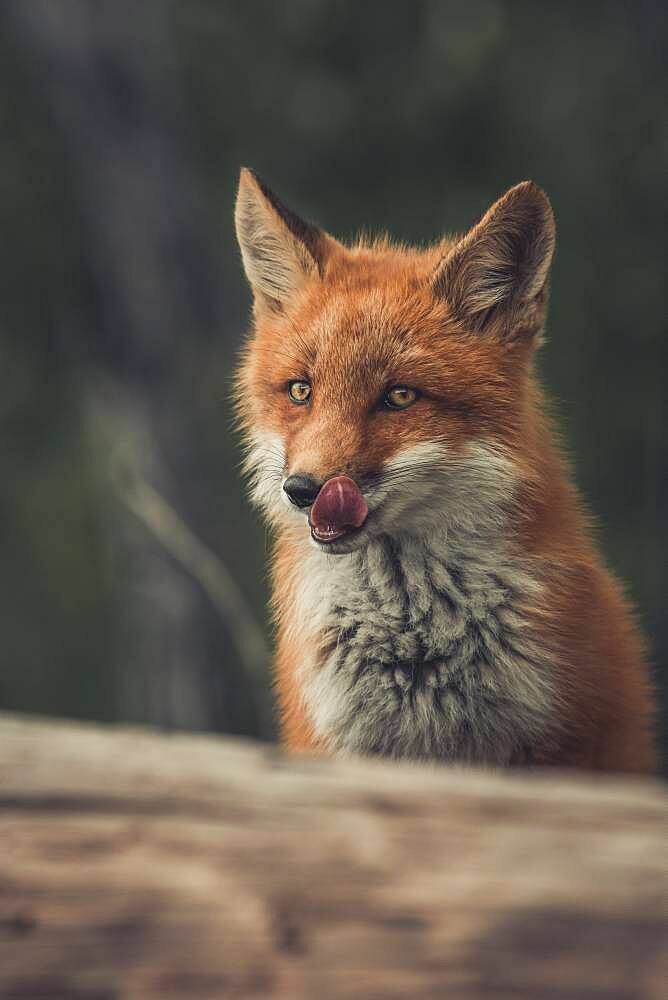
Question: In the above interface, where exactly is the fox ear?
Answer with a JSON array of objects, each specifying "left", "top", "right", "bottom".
[
  {"left": 433, "top": 182, "right": 555, "bottom": 338},
  {"left": 235, "top": 168, "right": 329, "bottom": 310}
]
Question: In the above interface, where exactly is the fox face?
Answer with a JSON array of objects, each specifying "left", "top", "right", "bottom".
[{"left": 235, "top": 169, "right": 555, "bottom": 555}]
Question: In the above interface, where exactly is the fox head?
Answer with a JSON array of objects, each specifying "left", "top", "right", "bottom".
[{"left": 235, "top": 168, "right": 555, "bottom": 554}]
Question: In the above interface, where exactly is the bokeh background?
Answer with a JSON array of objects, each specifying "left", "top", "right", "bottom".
[{"left": 1, "top": 1, "right": 665, "bottom": 762}]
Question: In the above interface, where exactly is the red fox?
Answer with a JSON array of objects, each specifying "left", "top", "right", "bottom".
[{"left": 234, "top": 167, "right": 656, "bottom": 772}]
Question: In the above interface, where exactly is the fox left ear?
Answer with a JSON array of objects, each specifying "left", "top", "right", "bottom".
[
  {"left": 235, "top": 168, "right": 331, "bottom": 311},
  {"left": 432, "top": 182, "right": 555, "bottom": 338}
]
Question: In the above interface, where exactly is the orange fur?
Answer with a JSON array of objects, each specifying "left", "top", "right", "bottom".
[{"left": 235, "top": 169, "right": 656, "bottom": 773}]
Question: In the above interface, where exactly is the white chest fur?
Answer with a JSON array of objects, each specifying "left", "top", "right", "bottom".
[{"left": 292, "top": 531, "right": 554, "bottom": 764}]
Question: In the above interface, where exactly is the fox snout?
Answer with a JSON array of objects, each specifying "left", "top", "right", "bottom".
[{"left": 284, "top": 473, "right": 369, "bottom": 546}]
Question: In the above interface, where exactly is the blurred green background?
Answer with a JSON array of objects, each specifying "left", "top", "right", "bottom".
[{"left": 0, "top": 1, "right": 665, "bottom": 761}]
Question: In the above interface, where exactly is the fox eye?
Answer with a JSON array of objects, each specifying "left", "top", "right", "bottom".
[
  {"left": 288, "top": 379, "right": 312, "bottom": 404},
  {"left": 384, "top": 385, "right": 419, "bottom": 410}
]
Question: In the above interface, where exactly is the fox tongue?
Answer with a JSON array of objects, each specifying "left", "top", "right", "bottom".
[{"left": 309, "top": 476, "right": 368, "bottom": 540}]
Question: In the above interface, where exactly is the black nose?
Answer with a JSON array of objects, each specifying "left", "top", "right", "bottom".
[{"left": 283, "top": 474, "right": 321, "bottom": 508}]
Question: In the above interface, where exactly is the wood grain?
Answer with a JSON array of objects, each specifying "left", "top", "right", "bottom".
[{"left": 0, "top": 714, "right": 665, "bottom": 998}]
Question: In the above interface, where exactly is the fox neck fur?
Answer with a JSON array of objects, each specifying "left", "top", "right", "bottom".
[{"left": 289, "top": 521, "right": 553, "bottom": 764}]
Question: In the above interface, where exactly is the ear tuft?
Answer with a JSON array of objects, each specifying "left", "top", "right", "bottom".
[
  {"left": 433, "top": 181, "right": 556, "bottom": 336},
  {"left": 235, "top": 168, "right": 328, "bottom": 310}
]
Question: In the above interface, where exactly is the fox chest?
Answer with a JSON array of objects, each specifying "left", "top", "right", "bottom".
[{"left": 294, "top": 536, "right": 553, "bottom": 763}]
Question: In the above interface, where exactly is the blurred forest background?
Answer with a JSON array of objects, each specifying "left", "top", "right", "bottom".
[{"left": 0, "top": 1, "right": 665, "bottom": 762}]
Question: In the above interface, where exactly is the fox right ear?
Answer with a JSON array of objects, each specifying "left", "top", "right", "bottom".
[
  {"left": 432, "top": 181, "right": 555, "bottom": 339},
  {"left": 235, "top": 168, "right": 329, "bottom": 311}
]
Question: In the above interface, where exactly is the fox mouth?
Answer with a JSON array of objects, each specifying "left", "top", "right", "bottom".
[
  {"left": 307, "top": 475, "right": 369, "bottom": 547},
  {"left": 309, "top": 521, "right": 366, "bottom": 545}
]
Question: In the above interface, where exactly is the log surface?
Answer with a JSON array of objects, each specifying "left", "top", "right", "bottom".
[{"left": 0, "top": 713, "right": 666, "bottom": 999}]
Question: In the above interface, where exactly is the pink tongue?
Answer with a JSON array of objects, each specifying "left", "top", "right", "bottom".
[{"left": 309, "top": 476, "right": 368, "bottom": 537}]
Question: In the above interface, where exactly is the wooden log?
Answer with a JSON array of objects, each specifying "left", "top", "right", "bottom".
[{"left": 0, "top": 714, "right": 665, "bottom": 999}]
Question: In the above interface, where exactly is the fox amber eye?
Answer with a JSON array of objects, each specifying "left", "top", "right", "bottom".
[
  {"left": 384, "top": 385, "right": 419, "bottom": 410},
  {"left": 288, "top": 379, "right": 312, "bottom": 404}
]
